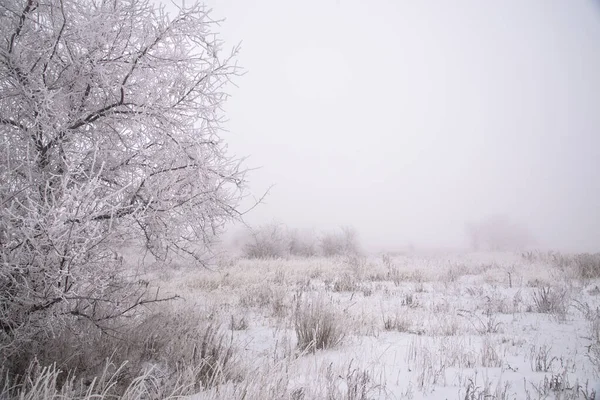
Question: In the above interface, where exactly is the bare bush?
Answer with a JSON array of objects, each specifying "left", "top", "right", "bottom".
[
  {"left": 0, "top": 0, "right": 247, "bottom": 377},
  {"left": 319, "top": 226, "right": 361, "bottom": 257},
  {"left": 466, "top": 215, "right": 535, "bottom": 251},
  {"left": 575, "top": 253, "right": 600, "bottom": 280},
  {"left": 333, "top": 273, "right": 360, "bottom": 292},
  {"left": 240, "top": 224, "right": 360, "bottom": 259},
  {"left": 288, "top": 228, "right": 318, "bottom": 257},
  {"left": 242, "top": 223, "right": 289, "bottom": 259}
]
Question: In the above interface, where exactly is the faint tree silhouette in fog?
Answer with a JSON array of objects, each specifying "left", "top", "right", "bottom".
[
  {"left": 320, "top": 226, "right": 361, "bottom": 257},
  {"left": 288, "top": 228, "right": 318, "bottom": 257},
  {"left": 243, "top": 223, "right": 290, "bottom": 259},
  {"left": 241, "top": 225, "right": 359, "bottom": 259},
  {"left": 466, "top": 215, "right": 535, "bottom": 251}
]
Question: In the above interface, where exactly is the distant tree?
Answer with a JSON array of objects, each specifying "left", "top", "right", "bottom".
[
  {"left": 243, "top": 223, "right": 289, "bottom": 259},
  {"left": 466, "top": 215, "right": 535, "bottom": 251},
  {"left": 288, "top": 228, "right": 318, "bottom": 257},
  {"left": 0, "top": 0, "right": 245, "bottom": 369},
  {"left": 319, "top": 226, "right": 361, "bottom": 257},
  {"left": 240, "top": 225, "right": 360, "bottom": 259}
]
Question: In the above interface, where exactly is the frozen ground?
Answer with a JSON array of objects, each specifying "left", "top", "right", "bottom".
[{"left": 146, "top": 251, "right": 600, "bottom": 399}]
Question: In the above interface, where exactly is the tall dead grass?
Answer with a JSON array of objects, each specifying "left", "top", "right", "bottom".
[{"left": 0, "top": 304, "right": 240, "bottom": 399}]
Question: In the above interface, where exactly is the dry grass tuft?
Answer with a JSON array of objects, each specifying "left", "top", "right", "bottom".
[
  {"left": 575, "top": 253, "right": 600, "bottom": 280},
  {"left": 532, "top": 286, "right": 570, "bottom": 317},
  {"left": 294, "top": 294, "right": 346, "bottom": 353},
  {"left": 333, "top": 273, "right": 361, "bottom": 292}
]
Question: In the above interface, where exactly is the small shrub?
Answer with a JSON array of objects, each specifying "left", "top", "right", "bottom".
[
  {"left": 288, "top": 229, "right": 318, "bottom": 257},
  {"left": 550, "top": 251, "right": 572, "bottom": 269},
  {"left": 325, "top": 363, "right": 381, "bottom": 400},
  {"left": 532, "top": 286, "right": 569, "bottom": 316},
  {"left": 381, "top": 253, "right": 393, "bottom": 268},
  {"left": 309, "top": 268, "right": 323, "bottom": 279},
  {"left": 521, "top": 250, "right": 538, "bottom": 262},
  {"left": 480, "top": 338, "right": 503, "bottom": 368},
  {"left": 272, "top": 269, "right": 287, "bottom": 285},
  {"left": 383, "top": 259, "right": 406, "bottom": 286},
  {"left": 512, "top": 290, "right": 524, "bottom": 313},
  {"left": 458, "top": 310, "right": 503, "bottom": 334},
  {"left": 463, "top": 378, "right": 488, "bottom": 400},
  {"left": 333, "top": 273, "right": 360, "bottom": 292},
  {"left": 319, "top": 226, "right": 361, "bottom": 257},
  {"left": 462, "top": 377, "right": 511, "bottom": 400},
  {"left": 242, "top": 223, "right": 289, "bottom": 259},
  {"left": 230, "top": 315, "right": 249, "bottom": 331},
  {"left": 382, "top": 313, "right": 412, "bottom": 333},
  {"left": 345, "top": 254, "right": 367, "bottom": 276},
  {"left": 526, "top": 372, "right": 573, "bottom": 398},
  {"left": 294, "top": 295, "right": 345, "bottom": 353},
  {"left": 433, "top": 316, "right": 460, "bottom": 336},
  {"left": 239, "top": 285, "right": 275, "bottom": 309},
  {"left": 575, "top": 253, "right": 600, "bottom": 280},
  {"left": 402, "top": 293, "right": 415, "bottom": 307},
  {"left": 270, "top": 288, "right": 288, "bottom": 318},
  {"left": 530, "top": 344, "right": 557, "bottom": 372}
]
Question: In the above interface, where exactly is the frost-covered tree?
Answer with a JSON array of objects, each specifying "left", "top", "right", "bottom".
[
  {"left": 0, "top": 0, "right": 245, "bottom": 366},
  {"left": 319, "top": 226, "right": 361, "bottom": 257},
  {"left": 466, "top": 215, "right": 535, "bottom": 251},
  {"left": 242, "top": 223, "right": 289, "bottom": 259}
]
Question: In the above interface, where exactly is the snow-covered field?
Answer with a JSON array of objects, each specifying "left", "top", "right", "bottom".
[{"left": 142, "top": 251, "right": 600, "bottom": 399}]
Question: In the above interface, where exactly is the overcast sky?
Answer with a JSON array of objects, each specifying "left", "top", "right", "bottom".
[{"left": 163, "top": 0, "right": 600, "bottom": 252}]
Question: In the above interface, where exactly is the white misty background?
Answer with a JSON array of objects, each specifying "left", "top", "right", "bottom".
[{"left": 193, "top": 0, "right": 600, "bottom": 253}]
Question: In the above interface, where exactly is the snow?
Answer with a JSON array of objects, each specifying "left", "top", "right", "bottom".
[{"left": 152, "top": 251, "right": 600, "bottom": 399}]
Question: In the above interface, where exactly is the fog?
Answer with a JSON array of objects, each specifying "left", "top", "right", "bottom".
[{"left": 167, "top": 0, "right": 600, "bottom": 252}]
